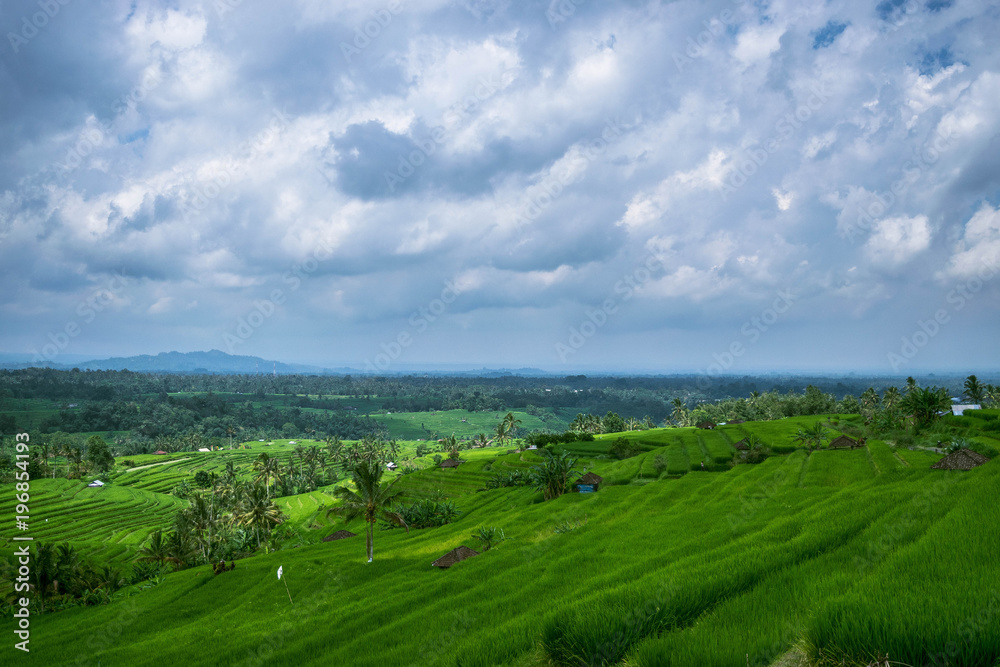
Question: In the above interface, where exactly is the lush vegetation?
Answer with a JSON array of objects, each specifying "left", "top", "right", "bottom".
[{"left": 1, "top": 371, "right": 999, "bottom": 665}]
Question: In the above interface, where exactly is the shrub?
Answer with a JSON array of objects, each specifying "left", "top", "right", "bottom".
[
  {"left": 471, "top": 526, "right": 508, "bottom": 551},
  {"left": 485, "top": 469, "right": 531, "bottom": 489},
  {"left": 385, "top": 499, "right": 460, "bottom": 529},
  {"left": 609, "top": 437, "right": 642, "bottom": 460},
  {"left": 653, "top": 454, "right": 667, "bottom": 475}
]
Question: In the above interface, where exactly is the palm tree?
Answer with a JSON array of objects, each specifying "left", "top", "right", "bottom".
[
  {"left": 326, "top": 459, "right": 407, "bottom": 563},
  {"left": 494, "top": 421, "right": 509, "bottom": 448},
  {"left": 671, "top": 398, "right": 689, "bottom": 427},
  {"left": 503, "top": 412, "right": 522, "bottom": 441},
  {"left": 138, "top": 529, "right": 177, "bottom": 567},
  {"left": 529, "top": 450, "right": 579, "bottom": 501},
  {"left": 964, "top": 375, "right": 986, "bottom": 404},
  {"left": 252, "top": 453, "right": 280, "bottom": 499},
  {"left": 882, "top": 386, "right": 901, "bottom": 414},
  {"left": 792, "top": 422, "right": 829, "bottom": 450},
  {"left": 901, "top": 385, "right": 951, "bottom": 430},
  {"left": 234, "top": 483, "right": 285, "bottom": 551}
]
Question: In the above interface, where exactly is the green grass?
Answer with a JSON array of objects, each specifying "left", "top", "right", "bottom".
[
  {"left": 8, "top": 416, "right": 1000, "bottom": 666},
  {"left": 369, "top": 409, "right": 567, "bottom": 440}
]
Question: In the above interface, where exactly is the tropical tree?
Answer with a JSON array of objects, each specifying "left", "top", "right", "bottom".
[
  {"left": 138, "top": 529, "right": 177, "bottom": 568},
  {"left": 233, "top": 483, "right": 285, "bottom": 552},
  {"left": 494, "top": 421, "right": 510, "bottom": 448},
  {"left": 901, "top": 385, "right": 952, "bottom": 430},
  {"left": 671, "top": 398, "right": 689, "bottom": 427},
  {"left": 530, "top": 450, "right": 579, "bottom": 501},
  {"left": 502, "top": 412, "right": 522, "bottom": 440},
  {"left": 964, "top": 375, "right": 986, "bottom": 404},
  {"left": 327, "top": 459, "right": 407, "bottom": 563},
  {"left": 792, "top": 422, "right": 829, "bottom": 450}
]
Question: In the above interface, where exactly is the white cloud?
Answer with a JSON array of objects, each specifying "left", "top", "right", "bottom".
[{"left": 863, "top": 215, "right": 931, "bottom": 268}]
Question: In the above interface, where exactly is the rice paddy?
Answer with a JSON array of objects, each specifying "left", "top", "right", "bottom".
[{"left": 9, "top": 414, "right": 1000, "bottom": 666}]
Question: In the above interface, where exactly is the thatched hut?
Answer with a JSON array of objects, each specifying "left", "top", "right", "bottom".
[
  {"left": 828, "top": 435, "right": 860, "bottom": 450},
  {"left": 575, "top": 471, "right": 603, "bottom": 493},
  {"left": 439, "top": 458, "right": 465, "bottom": 468},
  {"left": 432, "top": 546, "right": 480, "bottom": 568},
  {"left": 931, "top": 449, "right": 990, "bottom": 471},
  {"left": 733, "top": 438, "right": 750, "bottom": 451},
  {"left": 323, "top": 530, "right": 357, "bottom": 542},
  {"left": 696, "top": 421, "right": 716, "bottom": 430}
]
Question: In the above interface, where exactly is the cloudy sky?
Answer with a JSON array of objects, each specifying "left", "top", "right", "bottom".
[{"left": 1, "top": 0, "right": 998, "bottom": 374}]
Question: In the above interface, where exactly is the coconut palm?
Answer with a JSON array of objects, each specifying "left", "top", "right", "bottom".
[
  {"left": 529, "top": 450, "right": 579, "bottom": 501},
  {"left": 326, "top": 459, "right": 407, "bottom": 563},
  {"left": 234, "top": 483, "right": 285, "bottom": 552},
  {"left": 503, "top": 412, "right": 522, "bottom": 440},
  {"left": 964, "top": 375, "right": 986, "bottom": 404},
  {"left": 882, "top": 386, "right": 901, "bottom": 414},
  {"left": 792, "top": 422, "right": 829, "bottom": 450},
  {"left": 138, "top": 529, "right": 177, "bottom": 567},
  {"left": 671, "top": 398, "right": 689, "bottom": 427},
  {"left": 901, "top": 385, "right": 951, "bottom": 430},
  {"left": 494, "top": 421, "right": 509, "bottom": 448}
]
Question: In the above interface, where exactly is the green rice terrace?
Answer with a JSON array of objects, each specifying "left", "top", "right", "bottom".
[{"left": 3, "top": 403, "right": 1000, "bottom": 666}]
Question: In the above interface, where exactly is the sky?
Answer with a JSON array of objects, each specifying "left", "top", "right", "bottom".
[{"left": 1, "top": 0, "right": 998, "bottom": 375}]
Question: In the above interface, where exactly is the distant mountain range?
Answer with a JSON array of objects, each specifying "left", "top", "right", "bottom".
[{"left": 0, "top": 350, "right": 553, "bottom": 376}]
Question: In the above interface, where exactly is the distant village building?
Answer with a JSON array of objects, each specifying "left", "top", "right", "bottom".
[
  {"left": 431, "top": 546, "right": 480, "bottom": 568},
  {"left": 154, "top": 450, "right": 168, "bottom": 455},
  {"left": 386, "top": 462, "right": 399, "bottom": 471},
  {"left": 323, "top": 530, "right": 357, "bottom": 542},
  {"left": 575, "top": 472, "right": 603, "bottom": 493},
  {"left": 951, "top": 404, "right": 982, "bottom": 416},
  {"left": 931, "top": 449, "right": 990, "bottom": 471},
  {"left": 733, "top": 438, "right": 750, "bottom": 451},
  {"left": 696, "top": 421, "right": 715, "bottom": 430},
  {"left": 439, "top": 458, "right": 464, "bottom": 468},
  {"left": 198, "top": 448, "right": 211, "bottom": 452},
  {"left": 87, "top": 480, "right": 104, "bottom": 487},
  {"left": 828, "top": 435, "right": 861, "bottom": 450}
]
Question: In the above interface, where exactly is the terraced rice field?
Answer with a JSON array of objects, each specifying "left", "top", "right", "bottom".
[{"left": 0, "top": 479, "right": 185, "bottom": 564}]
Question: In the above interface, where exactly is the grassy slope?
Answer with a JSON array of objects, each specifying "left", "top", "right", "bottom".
[{"left": 13, "top": 418, "right": 1000, "bottom": 667}]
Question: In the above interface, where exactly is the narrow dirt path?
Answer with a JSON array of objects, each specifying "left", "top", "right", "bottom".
[{"left": 126, "top": 457, "right": 191, "bottom": 472}]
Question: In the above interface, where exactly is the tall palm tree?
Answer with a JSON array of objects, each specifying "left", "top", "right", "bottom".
[
  {"left": 671, "top": 398, "right": 689, "bottom": 427},
  {"left": 882, "top": 386, "right": 901, "bottom": 414},
  {"left": 494, "top": 421, "right": 509, "bottom": 448},
  {"left": 964, "top": 375, "right": 986, "bottom": 404},
  {"left": 234, "top": 483, "right": 285, "bottom": 551},
  {"left": 901, "top": 385, "right": 951, "bottom": 430},
  {"left": 138, "top": 529, "right": 177, "bottom": 567},
  {"left": 792, "top": 422, "right": 829, "bottom": 450},
  {"left": 530, "top": 450, "right": 579, "bottom": 501},
  {"left": 327, "top": 459, "right": 407, "bottom": 563},
  {"left": 502, "top": 412, "right": 522, "bottom": 441}
]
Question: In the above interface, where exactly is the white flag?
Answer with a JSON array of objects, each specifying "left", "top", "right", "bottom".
[{"left": 277, "top": 566, "right": 283, "bottom": 580}]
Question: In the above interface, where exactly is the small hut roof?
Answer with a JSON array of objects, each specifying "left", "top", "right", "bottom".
[
  {"left": 728, "top": 419, "right": 745, "bottom": 424},
  {"left": 931, "top": 449, "right": 990, "bottom": 471},
  {"left": 696, "top": 421, "right": 716, "bottom": 430},
  {"left": 733, "top": 438, "right": 750, "bottom": 451},
  {"left": 828, "top": 435, "right": 859, "bottom": 449},
  {"left": 431, "top": 545, "right": 480, "bottom": 568},
  {"left": 323, "top": 530, "right": 357, "bottom": 542},
  {"left": 577, "top": 472, "right": 603, "bottom": 485},
  {"left": 154, "top": 450, "right": 168, "bottom": 455},
  {"left": 439, "top": 458, "right": 464, "bottom": 468}
]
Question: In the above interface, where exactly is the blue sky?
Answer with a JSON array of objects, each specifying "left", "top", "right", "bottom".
[{"left": 1, "top": 0, "right": 998, "bottom": 374}]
